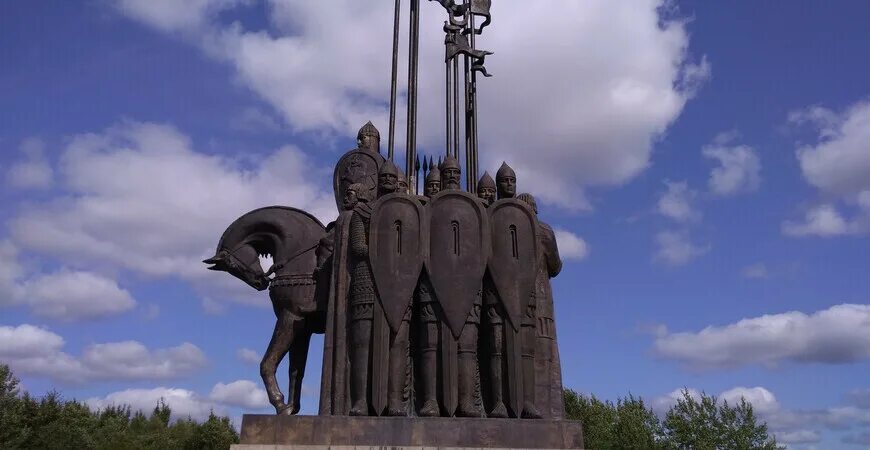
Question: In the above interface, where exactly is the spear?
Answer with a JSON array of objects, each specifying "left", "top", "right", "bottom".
[
  {"left": 406, "top": 0, "right": 421, "bottom": 193},
  {"left": 415, "top": 154, "right": 422, "bottom": 195},
  {"left": 387, "top": 0, "right": 401, "bottom": 161}
]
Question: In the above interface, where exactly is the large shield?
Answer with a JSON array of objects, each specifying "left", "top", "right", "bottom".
[
  {"left": 428, "top": 190, "right": 490, "bottom": 337},
  {"left": 488, "top": 198, "right": 538, "bottom": 331},
  {"left": 369, "top": 192, "right": 428, "bottom": 332},
  {"left": 333, "top": 149, "right": 384, "bottom": 211}
]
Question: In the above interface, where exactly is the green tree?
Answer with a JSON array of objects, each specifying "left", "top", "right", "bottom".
[{"left": 564, "top": 389, "right": 665, "bottom": 449}]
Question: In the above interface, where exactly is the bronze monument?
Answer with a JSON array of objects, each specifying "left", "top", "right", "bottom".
[{"left": 207, "top": 1, "right": 581, "bottom": 447}]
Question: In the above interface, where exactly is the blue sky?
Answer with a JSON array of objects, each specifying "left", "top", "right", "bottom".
[{"left": 1, "top": 1, "right": 869, "bottom": 448}]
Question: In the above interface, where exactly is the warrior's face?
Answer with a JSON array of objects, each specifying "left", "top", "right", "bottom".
[
  {"left": 442, "top": 168, "right": 461, "bottom": 190},
  {"left": 397, "top": 177, "right": 408, "bottom": 193},
  {"left": 379, "top": 173, "right": 398, "bottom": 194},
  {"left": 358, "top": 135, "right": 379, "bottom": 153},
  {"left": 342, "top": 188, "right": 359, "bottom": 210},
  {"left": 425, "top": 180, "right": 441, "bottom": 197},
  {"left": 478, "top": 186, "right": 496, "bottom": 205},
  {"left": 497, "top": 175, "right": 516, "bottom": 198}
]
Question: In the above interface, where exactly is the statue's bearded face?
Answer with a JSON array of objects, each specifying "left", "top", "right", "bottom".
[
  {"left": 425, "top": 180, "right": 441, "bottom": 197},
  {"left": 379, "top": 173, "right": 398, "bottom": 193},
  {"left": 442, "top": 168, "right": 461, "bottom": 189},
  {"left": 497, "top": 175, "right": 516, "bottom": 198},
  {"left": 343, "top": 189, "right": 359, "bottom": 210},
  {"left": 478, "top": 187, "right": 495, "bottom": 205},
  {"left": 397, "top": 178, "right": 408, "bottom": 193}
]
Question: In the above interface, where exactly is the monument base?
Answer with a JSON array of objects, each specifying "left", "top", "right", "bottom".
[{"left": 234, "top": 415, "right": 584, "bottom": 449}]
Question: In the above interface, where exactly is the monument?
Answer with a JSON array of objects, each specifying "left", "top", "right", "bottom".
[{"left": 207, "top": 1, "right": 583, "bottom": 448}]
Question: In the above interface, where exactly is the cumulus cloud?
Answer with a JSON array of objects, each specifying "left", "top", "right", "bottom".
[
  {"left": 110, "top": 0, "right": 708, "bottom": 210},
  {"left": 653, "top": 303, "right": 870, "bottom": 369},
  {"left": 702, "top": 133, "right": 761, "bottom": 196},
  {"left": 8, "top": 121, "right": 334, "bottom": 309},
  {"left": 553, "top": 228, "right": 589, "bottom": 261},
  {"left": 20, "top": 270, "right": 136, "bottom": 320},
  {"left": 5, "top": 137, "right": 53, "bottom": 190},
  {"left": 86, "top": 387, "right": 221, "bottom": 422},
  {"left": 208, "top": 380, "right": 269, "bottom": 409},
  {"left": 785, "top": 101, "right": 870, "bottom": 236},
  {"left": 0, "top": 324, "right": 207, "bottom": 384},
  {"left": 236, "top": 347, "right": 261, "bottom": 365},
  {"left": 657, "top": 181, "right": 700, "bottom": 223},
  {"left": 653, "top": 230, "right": 708, "bottom": 266}
]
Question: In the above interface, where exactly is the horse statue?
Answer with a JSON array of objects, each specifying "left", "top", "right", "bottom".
[{"left": 204, "top": 206, "right": 328, "bottom": 414}]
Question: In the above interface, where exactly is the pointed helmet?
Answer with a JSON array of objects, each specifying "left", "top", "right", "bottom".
[
  {"left": 357, "top": 121, "right": 380, "bottom": 141},
  {"left": 496, "top": 161, "right": 516, "bottom": 181},
  {"left": 425, "top": 162, "right": 441, "bottom": 183},
  {"left": 439, "top": 154, "right": 461, "bottom": 172},
  {"left": 478, "top": 171, "right": 495, "bottom": 190},
  {"left": 380, "top": 158, "right": 399, "bottom": 177}
]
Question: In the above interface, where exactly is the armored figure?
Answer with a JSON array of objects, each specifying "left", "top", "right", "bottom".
[
  {"left": 424, "top": 160, "right": 442, "bottom": 198},
  {"left": 415, "top": 161, "right": 442, "bottom": 416},
  {"left": 477, "top": 171, "right": 496, "bottom": 206},
  {"left": 347, "top": 181, "right": 378, "bottom": 415},
  {"left": 496, "top": 162, "right": 516, "bottom": 200},
  {"left": 397, "top": 167, "right": 409, "bottom": 194},
  {"left": 357, "top": 121, "right": 381, "bottom": 154},
  {"left": 518, "top": 193, "right": 564, "bottom": 419},
  {"left": 333, "top": 122, "right": 384, "bottom": 211},
  {"left": 440, "top": 155, "right": 483, "bottom": 417}
]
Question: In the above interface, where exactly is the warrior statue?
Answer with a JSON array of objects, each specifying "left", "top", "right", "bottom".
[
  {"left": 415, "top": 160, "right": 442, "bottom": 416},
  {"left": 424, "top": 159, "right": 441, "bottom": 198},
  {"left": 441, "top": 155, "right": 482, "bottom": 416},
  {"left": 397, "top": 167, "right": 409, "bottom": 194},
  {"left": 477, "top": 171, "right": 496, "bottom": 206},
  {"left": 484, "top": 162, "right": 541, "bottom": 418},
  {"left": 518, "top": 193, "right": 564, "bottom": 419},
  {"left": 347, "top": 170, "right": 384, "bottom": 415},
  {"left": 333, "top": 122, "right": 385, "bottom": 211}
]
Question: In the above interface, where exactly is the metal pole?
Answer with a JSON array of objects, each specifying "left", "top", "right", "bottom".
[
  {"left": 445, "top": 54, "right": 452, "bottom": 158},
  {"left": 406, "top": 0, "right": 421, "bottom": 193},
  {"left": 469, "top": 12, "right": 480, "bottom": 188},
  {"left": 388, "top": 0, "right": 401, "bottom": 161},
  {"left": 453, "top": 57, "right": 460, "bottom": 160}
]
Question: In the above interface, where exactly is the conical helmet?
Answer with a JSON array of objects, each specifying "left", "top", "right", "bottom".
[
  {"left": 478, "top": 171, "right": 495, "bottom": 190},
  {"left": 439, "top": 154, "right": 461, "bottom": 172},
  {"left": 380, "top": 158, "right": 399, "bottom": 177},
  {"left": 357, "top": 121, "right": 380, "bottom": 141},
  {"left": 425, "top": 161, "right": 441, "bottom": 183},
  {"left": 496, "top": 161, "right": 516, "bottom": 181}
]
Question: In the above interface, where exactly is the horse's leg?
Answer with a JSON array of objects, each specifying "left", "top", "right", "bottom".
[
  {"left": 261, "top": 309, "right": 296, "bottom": 414},
  {"left": 287, "top": 327, "right": 312, "bottom": 414}
]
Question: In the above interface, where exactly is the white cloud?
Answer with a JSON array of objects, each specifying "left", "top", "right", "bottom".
[
  {"left": 111, "top": 0, "right": 708, "bottom": 210},
  {"left": 657, "top": 181, "right": 700, "bottom": 222},
  {"left": 8, "top": 121, "right": 334, "bottom": 309},
  {"left": 785, "top": 101, "right": 870, "bottom": 236},
  {"left": 208, "top": 380, "right": 269, "bottom": 409},
  {"left": 741, "top": 262, "right": 769, "bottom": 279},
  {"left": 653, "top": 303, "right": 870, "bottom": 369},
  {"left": 782, "top": 204, "right": 860, "bottom": 237},
  {"left": 86, "top": 387, "right": 220, "bottom": 422},
  {"left": 0, "top": 324, "right": 207, "bottom": 384},
  {"left": 236, "top": 347, "right": 261, "bottom": 365},
  {"left": 553, "top": 229, "right": 589, "bottom": 261},
  {"left": 20, "top": 270, "right": 136, "bottom": 320},
  {"left": 5, "top": 137, "right": 53, "bottom": 190},
  {"left": 702, "top": 133, "right": 761, "bottom": 196},
  {"left": 719, "top": 386, "right": 780, "bottom": 414},
  {"left": 775, "top": 430, "right": 821, "bottom": 445},
  {"left": 653, "top": 230, "right": 708, "bottom": 266}
]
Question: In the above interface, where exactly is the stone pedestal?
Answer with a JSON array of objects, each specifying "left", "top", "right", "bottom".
[{"left": 233, "top": 415, "right": 584, "bottom": 449}]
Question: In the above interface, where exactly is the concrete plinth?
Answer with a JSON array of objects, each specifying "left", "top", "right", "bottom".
[{"left": 233, "top": 415, "right": 584, "bottom": 449}]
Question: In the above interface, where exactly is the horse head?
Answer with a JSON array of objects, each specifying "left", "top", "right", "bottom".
[
  {"left": 204, "top": 242, "right": 269, "bottom": 291},
  {"left": 206, "top": 206, "right": 326, "bottom": 292}
]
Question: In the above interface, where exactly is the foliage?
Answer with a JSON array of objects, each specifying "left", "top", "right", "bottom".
[
  {"left": 0, "top": 364, "right": 239, "bottom": 450},
  {"left": 565, "top": 388, "right": 784, "bottom": 450}
]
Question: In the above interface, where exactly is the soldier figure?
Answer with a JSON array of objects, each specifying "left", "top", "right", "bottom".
[
  {"left": 347, "top": 180, "right": 378, "bottom": 416},
  {"left": 518, "top": 193, "right": 563, "bottom": 418},
  {"left": 424, "top": 160, "right": 442, "bottom": 198},
  {"left": 415, "top": 163, "right": 442, "bottom": 416},
  {"left": 358, "top": 121, "right": 381, "bottom": 154},
  {"left": 397, "top": 167, "right": 409, "bottom": 194},
  {"left": 496, "top": 162, "right": 516, "bottom": 199},
  {"left": 439, "top": 155, "right": 482, "bottom": 417},
  {"left": 477, "top": 172, "right": 496, "bottom": 206}
]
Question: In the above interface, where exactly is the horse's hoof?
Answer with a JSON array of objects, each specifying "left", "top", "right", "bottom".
[
  {"left": 521, "top": 404, "right": 542, "bottom": 419},
  {"left": 349, "top": 402, "right": 369, "bottom": 416},
  {"left": 418, "top": 399, "right": 440, "bottom": 417},
  {"left": 275, "top": 403, "right": 293, "bottom": 415}
]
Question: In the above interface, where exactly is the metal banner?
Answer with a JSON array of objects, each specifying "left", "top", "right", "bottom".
[
  {"left": 488, "top": 198, "right": 538, "bottom": 331},
  {"left": 369, "top": 192, "right": 428, "bottom": 332},
  {"left": 427, "top": 190, "right": 490, "bottom": 337},
  {"left": 332, "top": 149, "right": 384, "bottom": 211}
]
